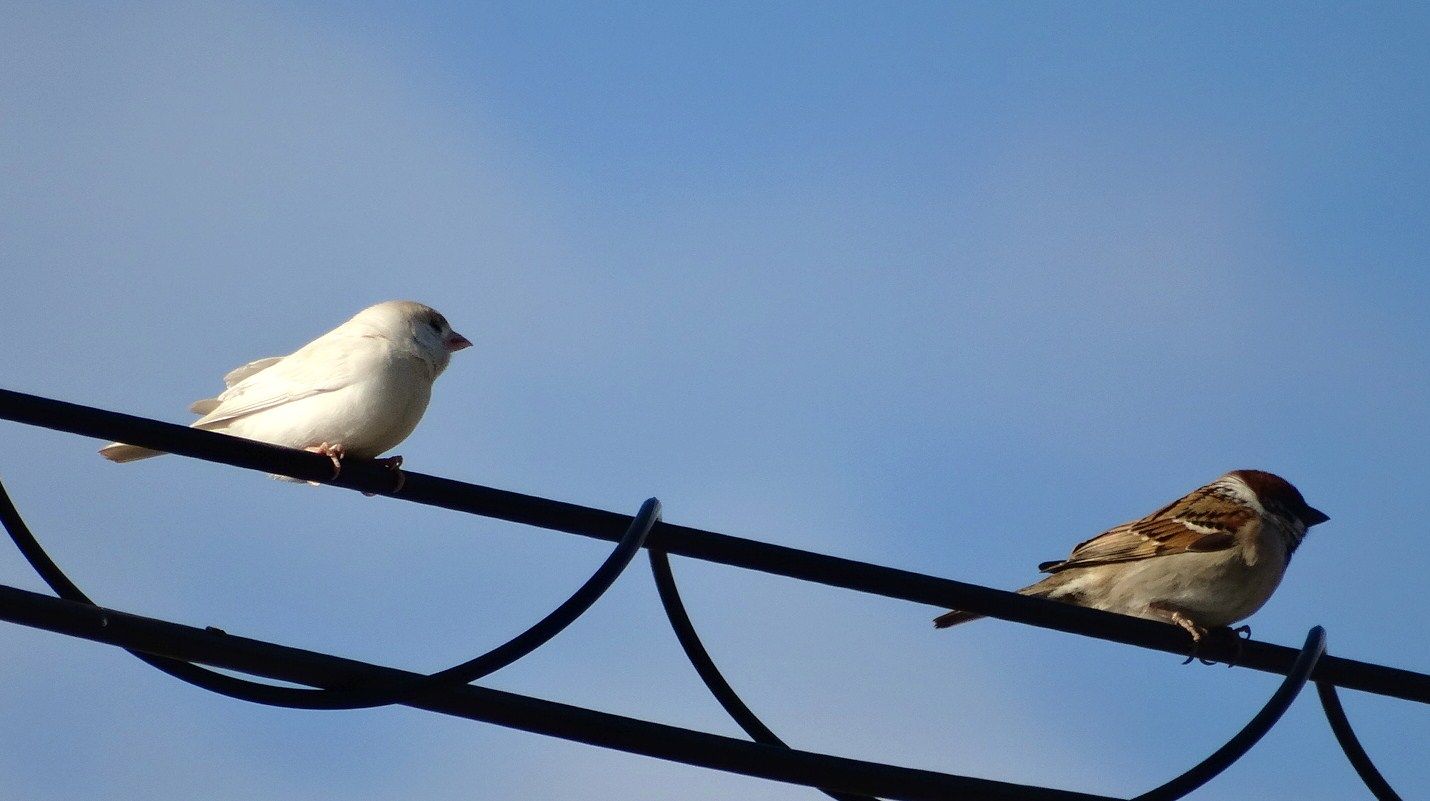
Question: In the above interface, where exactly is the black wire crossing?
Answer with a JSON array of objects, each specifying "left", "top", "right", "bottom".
[{"left": 0, "top": 388, "right": 1420, "bottom": 801}]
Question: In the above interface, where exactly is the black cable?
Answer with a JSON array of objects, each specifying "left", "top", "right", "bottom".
[
  {"left": 2, "top": 388, "right": 1424, "bottom": 703},
  {"left": 0, "top": 583, "right": 1117, "bottom": 801},
  {"left": 1133, "top": 627, "right": 1326, "bottom": 801},
  {"left": 2, "top": 388, "right": 1425, "bottom": 799},
  {"left": 650, "top": 549, "right": 876, "bottom": 801},
  {"left": 1316, "top": 682, "right": 1404, "bottom": 801}
]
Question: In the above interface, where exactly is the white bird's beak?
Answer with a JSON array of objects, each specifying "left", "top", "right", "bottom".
[{"left": 445, "top": 332, "right": 473, "bottom": 352}]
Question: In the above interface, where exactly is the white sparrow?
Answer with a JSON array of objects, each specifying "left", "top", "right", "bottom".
[
  {"left": 933, "top": 470, "right": 1328, "bottom": 651},
  {"left": 100, "top": 300, "right": 471, "bottom": 481}
]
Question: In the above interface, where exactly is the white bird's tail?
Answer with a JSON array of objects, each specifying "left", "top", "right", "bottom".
[{"left": 98, "top": 443, "right": 166, "bottom": 462}]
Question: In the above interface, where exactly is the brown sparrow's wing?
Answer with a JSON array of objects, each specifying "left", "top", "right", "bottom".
[{"left": 1038, "top": 486, "right": 1253, "bottom": 573}]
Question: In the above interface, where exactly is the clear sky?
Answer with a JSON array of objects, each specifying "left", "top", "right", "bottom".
[{"left": 1, "top": 3, "right": 1426, "bottom": 799}]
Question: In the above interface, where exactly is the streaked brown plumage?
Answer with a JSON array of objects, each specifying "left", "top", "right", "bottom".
[{"left": 934, "top": 470, "right": 1329, "bottom": 641}]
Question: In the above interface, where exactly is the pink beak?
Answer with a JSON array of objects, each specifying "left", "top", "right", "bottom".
[{"left": 445, "top": 332, "right": 473, "bottom": 352}]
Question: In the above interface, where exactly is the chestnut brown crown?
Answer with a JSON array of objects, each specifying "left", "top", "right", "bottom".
[{"left": 1230, "top": 469, "right": 1329, "bottom": 527}]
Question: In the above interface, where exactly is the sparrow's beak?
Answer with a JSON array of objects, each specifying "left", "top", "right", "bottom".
[
  {"left": 445, "top": 332, "right": 473, "bottom": 352},
  {"left": 1303, "top": 506, "right": 1330, "bottom": 526}
]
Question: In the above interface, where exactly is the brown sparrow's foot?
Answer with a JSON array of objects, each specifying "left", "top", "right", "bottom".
[
  {"left": 1208, "top": 624, "right": 1253, "bottom": 668},
  {"left": 362, "top": 454, "right": 405, "bottom": 496},
  {"left": 304, "top": 443, "right": 346, "bottom": 480},
  {"left": 1152, "top": 607, "right": 1211, "bottom": 665}
]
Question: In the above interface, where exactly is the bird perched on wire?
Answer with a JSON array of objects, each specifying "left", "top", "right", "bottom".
[
  {"left": 933, "top": 470, "right": 1328, "bottom": 658},
  {"left": 99, "top": 300, "right": 471, "bottom": 486}
]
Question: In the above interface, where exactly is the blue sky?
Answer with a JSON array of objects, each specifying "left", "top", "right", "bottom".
[{"left": 1, "top": 3, "right": 1426, "bottom": 799}]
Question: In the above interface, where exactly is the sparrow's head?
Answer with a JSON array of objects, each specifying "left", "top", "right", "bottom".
[
  {"left": 353, "top": 300, "right": 472, "bottom": 376},
  {"left": 1227, "top": 469, "right": 1329, "bottom": 533}
]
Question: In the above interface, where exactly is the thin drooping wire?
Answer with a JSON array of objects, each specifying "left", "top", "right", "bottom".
[
  {"left": 1316, "top": 682, "right": 1403, "bottom": 801},
  {"left": 1133, "top": 627, "right": 1327, "bottom": 801},
  {"left": 649, "top": 549, "right": 877, "bottom": 801},
  {"left": 0, "top": 475, "right": 659, "bottom": 709},
  {"left": 653, "top": 547, "right": 1353, "bottom": 801},
  {"left": 278, "top": 497, "right": 661, "bottom": 709}
]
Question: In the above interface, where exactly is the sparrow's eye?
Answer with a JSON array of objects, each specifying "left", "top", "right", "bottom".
[{"left": 428, "top": 315, "right": 446, "bottom": 334}]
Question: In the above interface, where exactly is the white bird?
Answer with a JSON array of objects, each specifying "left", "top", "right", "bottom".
[{"left": 100, "top": 300, "right": 471, "bottom": 482}]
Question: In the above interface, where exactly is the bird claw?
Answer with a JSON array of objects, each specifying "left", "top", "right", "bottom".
[
  {"left": 1159, "top": 609, "right": 1211, "bottom": 665},
  {"left": 304, "top": 445, "right": 404, "bottom": 496},
  {"left": 1217, "top": 625, "right": 1252, "bottom": 668},
  {"left": 362, "top": 455, "right": 406, "bottom": 496},
  {"left": 1181, "top": 644, "right": 1217, "bottom": 666},
  {"left": 1150, "top": 607, "right": 1242, "bottom": 667},
  {"left": 1179, "top": 623, "right": 1251, "bottom": 667},
  {"left": 304, "top": 443, "right": 345, "bottom": 480}
]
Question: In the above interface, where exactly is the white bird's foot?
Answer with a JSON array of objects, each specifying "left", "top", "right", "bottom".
[
  {"left": 304, "top": 442, "right": 346, "bottom": 480},
  {"left": 362, "top": 454, "right": 405, "bottom": 496}
]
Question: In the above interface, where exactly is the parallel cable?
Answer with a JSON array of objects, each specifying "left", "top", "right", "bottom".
[{"left": 0, "top": 582, "right": 1115, "bottom": 801}]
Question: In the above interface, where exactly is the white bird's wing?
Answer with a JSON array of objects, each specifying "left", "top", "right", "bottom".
[
  {"left": 222, "top": 356, "right": 285, "bottom": 387},
  {"left": 189, "top": 357, "right": 285, "bottom": 414},
  {"left": 191, "top": 335, "right": 374, "bottom": 429}
]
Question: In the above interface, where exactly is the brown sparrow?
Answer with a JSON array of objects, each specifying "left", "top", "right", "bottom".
[{"left": 934, "top": 470, "right": 1328, "bottom": 654}]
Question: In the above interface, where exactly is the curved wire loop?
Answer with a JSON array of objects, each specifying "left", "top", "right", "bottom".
[
  {"left": 649, "top": 549, "right": 878, "bottom": 801},
  {"left": 1133, "top": 626, "right": 1327, "bottom": 801},
  {"left": 0, "top": 475, "right": 659, "bottom": 709},
  {"left": 1316, "top": 681, "right": 1403, "bottom": 801}
]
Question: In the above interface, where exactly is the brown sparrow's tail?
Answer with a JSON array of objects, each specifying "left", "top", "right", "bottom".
[
  {"left": 932, "top": 578, "right": 1063, "bottom": 629},
  {"left": 933, "top": 608, "right": 982, "bottom": 628}
]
